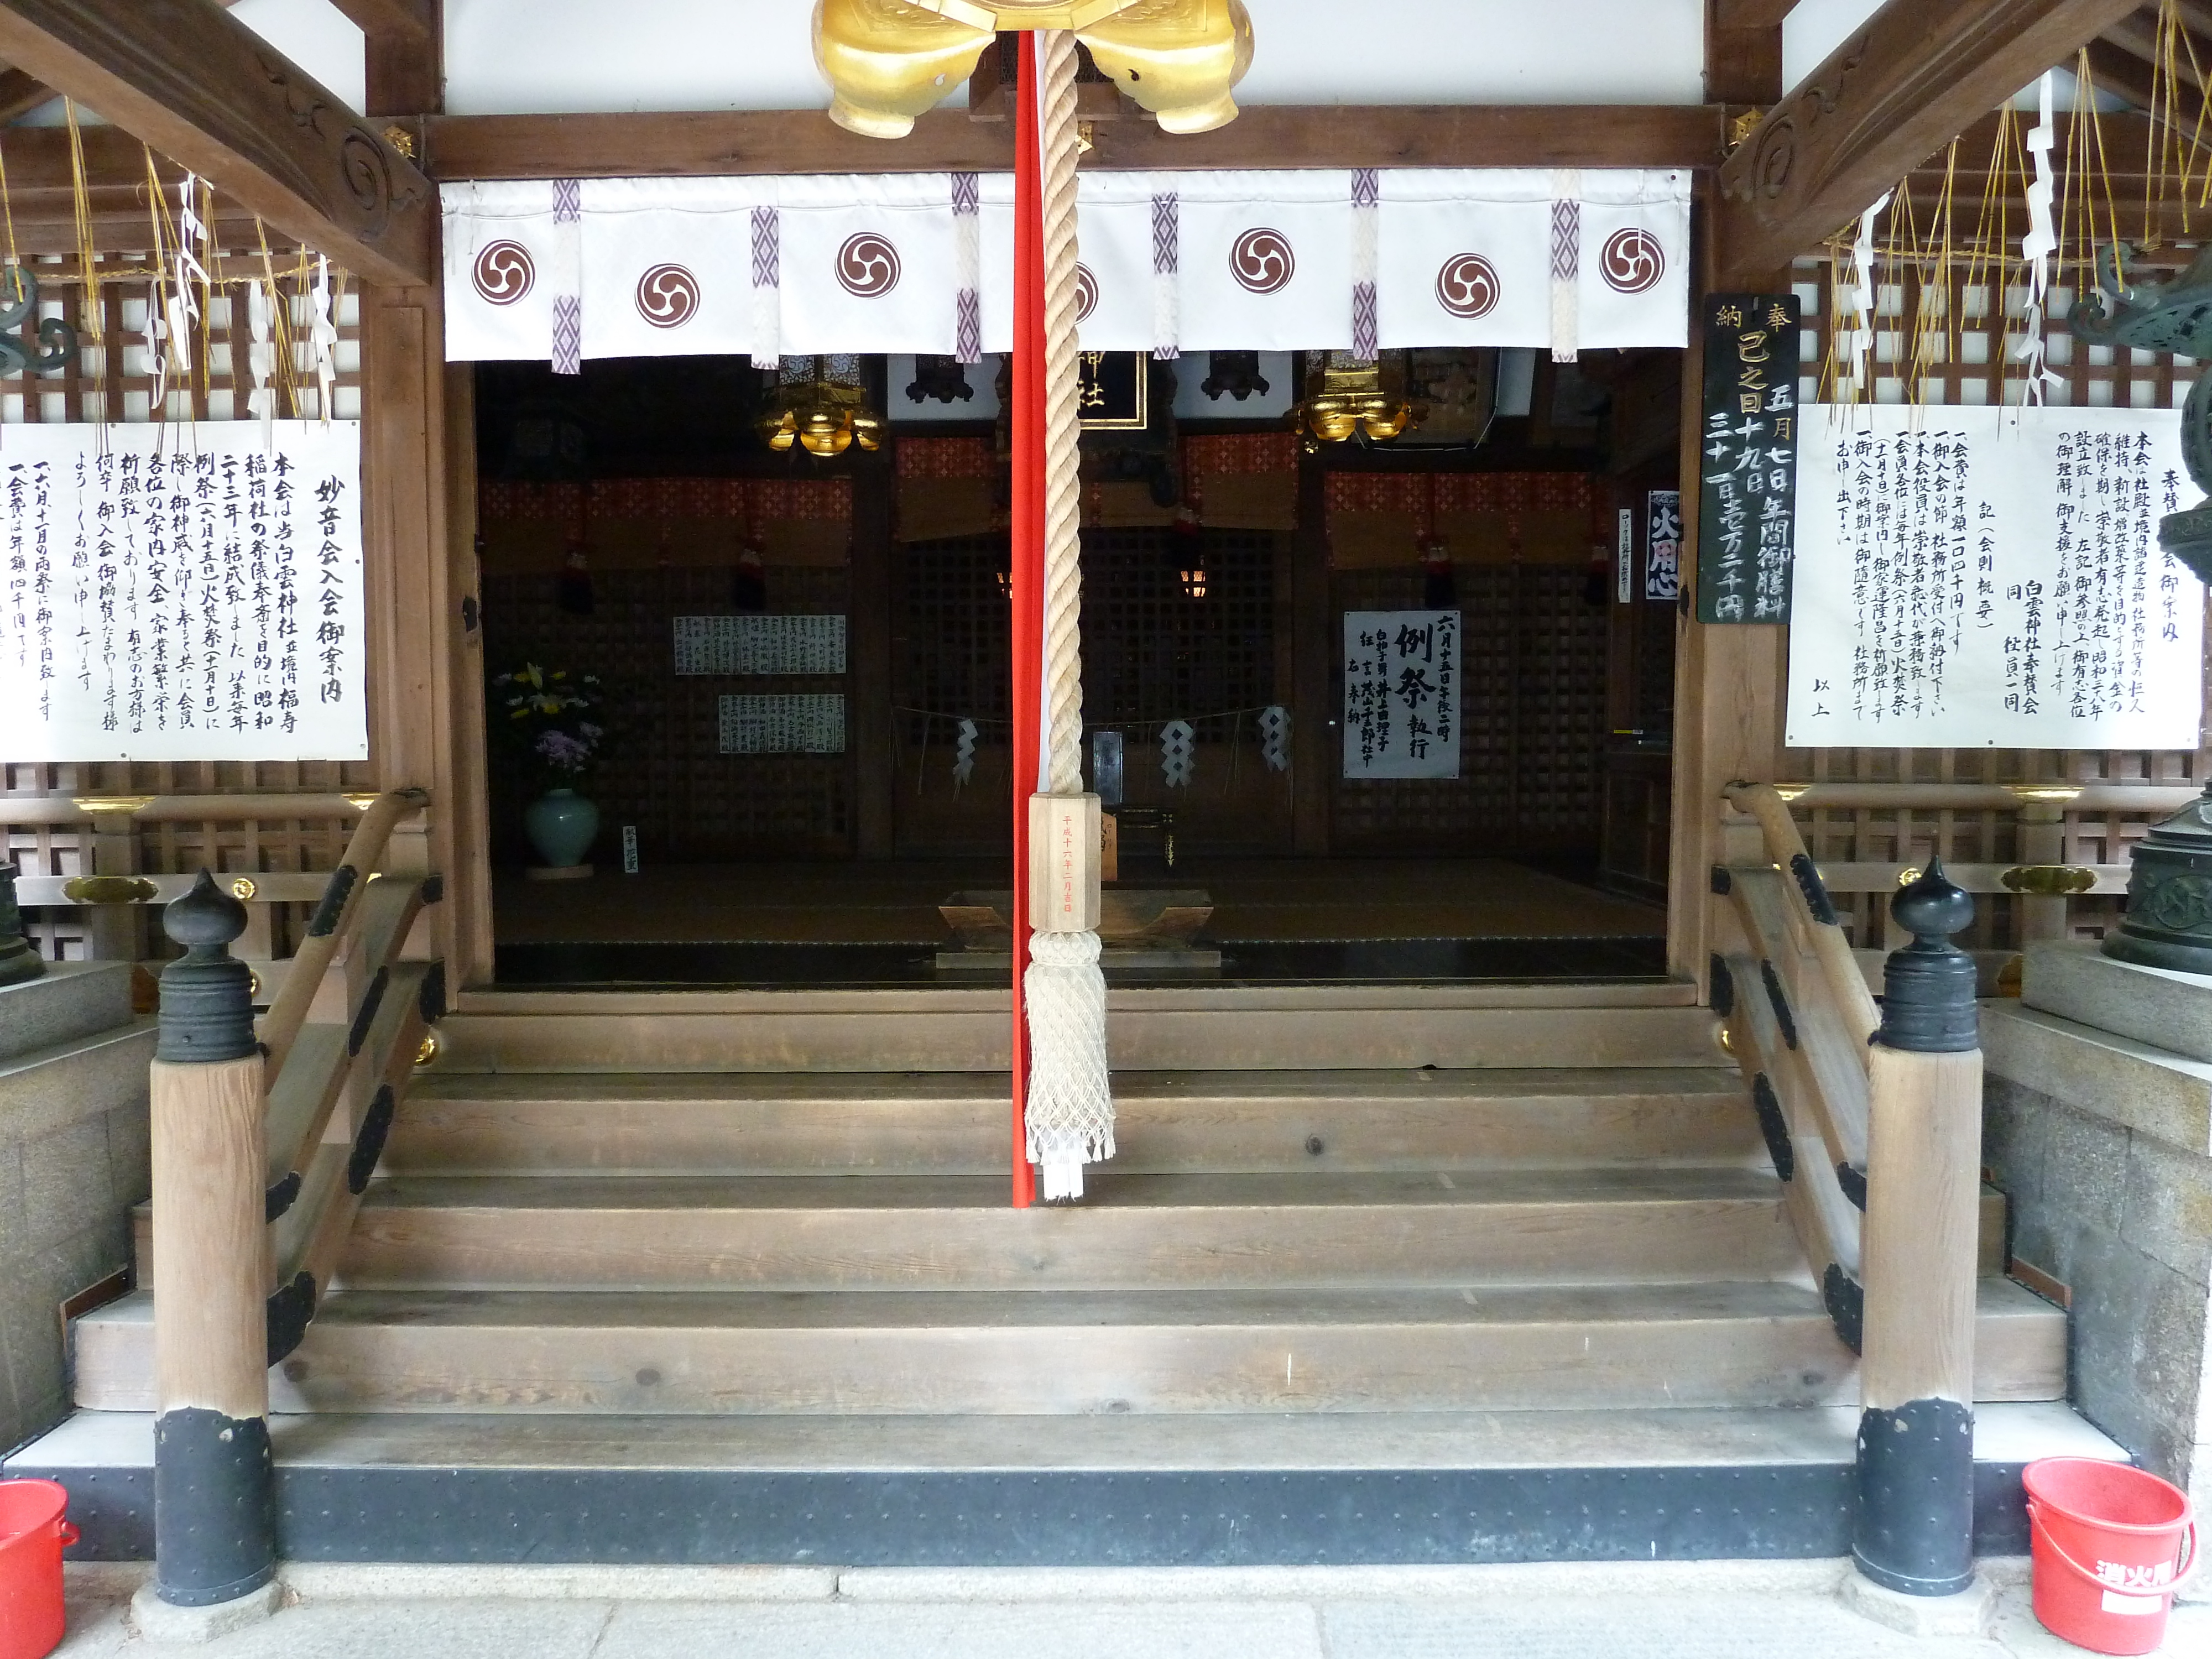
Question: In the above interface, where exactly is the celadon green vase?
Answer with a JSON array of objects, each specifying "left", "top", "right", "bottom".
[{"left": 524, "top": 787, "right": 599, "bottom": 869}]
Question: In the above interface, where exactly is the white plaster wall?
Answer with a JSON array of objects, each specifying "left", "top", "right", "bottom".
[
  {"left": 442, "top": 0, "right": 1707, "bottom": 117},
  {"left": 14, "top": 0, "right": 366, "bottom": 126},
  {"left": 231, "top": 0, "right": 367, "bottom": 114},
  {"left": 1781, "top": 0, "right": 1881, "bottom": 91}
]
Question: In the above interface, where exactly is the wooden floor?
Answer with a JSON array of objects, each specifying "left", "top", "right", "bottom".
[{"left": 494, "top": 857, "right": 1667, "bottom": 947}]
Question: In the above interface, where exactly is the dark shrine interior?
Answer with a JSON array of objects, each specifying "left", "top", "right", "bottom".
[{"left": 471, "top": 347, "right": 1683, "bottom": 987}]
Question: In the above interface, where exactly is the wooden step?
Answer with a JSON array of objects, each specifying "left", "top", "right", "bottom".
[
  {"left": 71, "top": 1277, "right": 2066, "bottom": 1416},
  {"left": 332, "top": 1167, "right": 1801, "bottom": 1293},
  {"left": 388, "top": 1068, "right": 1764, "bottom": 1176},
  {"left": 430, "top": 993, "right": 1724, "bottom": 1074}
]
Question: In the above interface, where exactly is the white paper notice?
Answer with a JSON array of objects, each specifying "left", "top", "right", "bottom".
[
  {"left": 718, "top": 693, "right": 846, "bottom": 754},
  {"left": 0, "top": 420, "right": 367, "bottom": 761},
  {"left": 673, "top": 614, "right": 847, "bottom": 676},
  {"left": 1343, "top": 609, "right": 1460, "bottom": 779},
  {"left": 1786, "top": 405, "right": 2204, "bottom": 750}
]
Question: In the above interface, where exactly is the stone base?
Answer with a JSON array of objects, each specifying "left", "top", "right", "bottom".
[
  {"left": 129, "top": 1577, "right": 283, "bottom": 1644},
  {"left": 1838, "top": 1568, "right": 1994, "bottom": 1637},
  {"left": 2024, "top": 940, "right": 2212, "bottom": 1064}
]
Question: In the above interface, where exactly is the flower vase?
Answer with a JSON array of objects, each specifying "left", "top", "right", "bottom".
[{"left": 524, "top": 787, "right": 599, "bottom": 874}]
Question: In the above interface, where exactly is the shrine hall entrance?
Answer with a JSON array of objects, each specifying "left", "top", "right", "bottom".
[{"left": 470, "top": 348, "right": 1682, "bottom": 989}]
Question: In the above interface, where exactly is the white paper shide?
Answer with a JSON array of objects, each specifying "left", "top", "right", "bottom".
[
  {"left": 0, "top": 420, "right": 367, "bottom": 761},
  {"left": 1786, "top": 406, "right": 2204, "bottom": 750},
  {"left": 1343, "top": 609, "right": 1460, "bottom": 779}
]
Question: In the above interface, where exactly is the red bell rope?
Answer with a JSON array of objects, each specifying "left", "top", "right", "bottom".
[{"left": 1008, "top": 32, "right": 1046, "bottom": 1209}]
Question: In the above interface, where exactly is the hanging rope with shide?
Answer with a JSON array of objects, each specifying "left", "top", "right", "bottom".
[{"left": 1019, "top": 30, "right": 1115, "bottom": 1203}]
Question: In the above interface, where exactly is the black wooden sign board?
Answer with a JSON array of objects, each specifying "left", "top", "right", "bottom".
[
  {"left": 1696, "top": 293, "right": 1800, "bottom": 624},
  {"left": 1078, "top": 350, "right": 1148, "bottom": 430}
]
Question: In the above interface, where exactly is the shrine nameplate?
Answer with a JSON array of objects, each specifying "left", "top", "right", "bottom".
[
  {"left": 1786, "top": 405, "right": 2202, "bottom": 750},
  {"left": 1078, "top": 351, "right": 1148, "bottom": 430},
  {"left": 1696, "top": 293, "right": 1799, "bottom": 623},
  {"left": 0, "top": 421, "right": 366, "bottom": 761}
]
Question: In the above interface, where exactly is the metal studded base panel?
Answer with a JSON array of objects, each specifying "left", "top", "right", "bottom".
[{"left": 11, "top": 1461, "right": 2039, "bottom": 1566}]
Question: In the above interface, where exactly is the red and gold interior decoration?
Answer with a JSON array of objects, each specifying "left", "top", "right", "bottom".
[
  {"left": 478, "top": 478, "right": 854, "bottom": 575},
  {"left": 1326, "top": 472, "right": 1608, "bottom": 572}
]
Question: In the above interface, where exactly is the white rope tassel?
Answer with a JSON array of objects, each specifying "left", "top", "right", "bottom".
[
  {"left": 1025, "top": 29, "right": 1114, "bottom": 1202},
  {"left": 1025, "top": 928, "right": 1112, "bottom": 1200}
]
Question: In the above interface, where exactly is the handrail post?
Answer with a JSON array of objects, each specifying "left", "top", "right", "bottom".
[
  {"left": 143, "top": 871, "right": 280, "bottom": 1628},
  {"left": 1852, "top": 858, "right": 1984, "bottom": 1609}
]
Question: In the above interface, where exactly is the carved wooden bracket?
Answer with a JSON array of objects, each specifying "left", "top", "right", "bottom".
[
  {"left": 1715, "top": 0, "right": 2142, "bottom": 286},
  {"left": 0, "top": 0, "right": 431, "bottom": 287}
]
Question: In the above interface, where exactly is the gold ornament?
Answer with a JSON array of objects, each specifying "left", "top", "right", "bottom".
[
  {"left": 758, "top": 355, "right": 885, "bottom": 457},
  {"left": 229, "top": 876, "right": 258, "bottom": 900},
  {"left": 1079, "top": 0, "right": 1254, "bottom": 135},
  {"left": 1288, "top": 353, "right": 1426, "bottom": 450},
  {"left": 813, "top": 0, "right": 1251, "bottom": 139}
]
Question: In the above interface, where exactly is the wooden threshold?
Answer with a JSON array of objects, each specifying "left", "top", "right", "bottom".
[{"left": 450, "top": 979, "right": 1701, "bottom": 1018}]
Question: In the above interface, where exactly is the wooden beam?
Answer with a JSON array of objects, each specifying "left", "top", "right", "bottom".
[
  {"left": 0, "top": 64, "right": 51, "bottom": 122},
  {"left": 424, "top": 102, "right": 1729, "bottom": 179},
  {"left": 1714, "top": 0, "right": 1798, "bottom": 27},
  {"left": 0, "top": 0, "right": 430, "bottom": 286},
  {"left": 328, "top": 0, "right": 432, "bottom": 42},
  {"left": 1706, "top": 0, "right": 1783, "bottom": 106},
  {"left": 1716, "top": 0, "right": 2145, "bottom": 284},
  {"left": 364, "top": 0, "right": 437, "bottom": 113}
]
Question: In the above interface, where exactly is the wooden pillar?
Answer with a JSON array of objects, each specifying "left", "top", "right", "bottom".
[
  {"left": 2016, "top": 799, "right": 2071, "bottom": 944},
  {"left": 442, "top": 364, "right": 494, "bottom": 982},
  {"left": 1666, "top": 174, "right": 1789, "bottom": 988},
  {"left": 361, "top": 281, "right": 473, "bottom": 978},
  {"left": 852, "top": 440, "right": 896, "bottom": 859},
  {"left": 1855, "top": 862, "right": 1983, "bottom": 1599},
  {"left": 1290, "top": 449, "right": 1331, "bottom": 855},
  {"left": 149, "top": 872, "right": 276, "bottom": 1614}
]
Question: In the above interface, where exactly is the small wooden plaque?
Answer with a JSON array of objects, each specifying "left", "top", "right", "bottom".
[{"left": 1029, "top": 794, "right": 1102, "bottom": 932}]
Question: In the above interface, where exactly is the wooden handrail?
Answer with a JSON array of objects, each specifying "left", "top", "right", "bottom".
[
  {"left": 1767, "top": 781, "right": 2197, "bottom": 812},
  {"left": 257, "top": 787, "right": 427, "bottom": 1084},
  {"left": 1724, "top": 781, "right": 1880, "bottom": 1050},
  {"left": 0, "top": 791, "right": 380, "bottom": 825}
]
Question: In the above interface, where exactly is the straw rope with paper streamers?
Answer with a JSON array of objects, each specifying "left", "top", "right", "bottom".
[
  {"left": 1259, "top": 705, "right": 1290, "bottom": 772},
  {"left": 952, "top": 717, "right": 977, "bottom": 787},
  {"left": 1159, "top": 720, "right": 1196, "bottom": 788},
  {"left": 2016, "top": 71, "right": 2059, "bottom": 405},
  {"left": 1021, "top": 29, "right": 1115, "bottom": 1206}
]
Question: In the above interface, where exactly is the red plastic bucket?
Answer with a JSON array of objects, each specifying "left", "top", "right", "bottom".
[
  {"left": 0, "top": 1479, "right": 76, "bottom": 1659},
  {"left": 2025, "top": 1458, "right": 2199, "bottom": 1655}
]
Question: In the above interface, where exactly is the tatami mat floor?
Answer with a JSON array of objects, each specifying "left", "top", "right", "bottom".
[{"left": 493, "top": 858, "right": 1666, "bottom": 948}]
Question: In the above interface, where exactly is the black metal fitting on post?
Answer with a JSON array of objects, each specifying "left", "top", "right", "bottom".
[
  {"left": 1855, "top": 858, "right": 1980, "bottom": 1600},
  {"left": 151, "top": 869, "right": 276, "bottom": 1611},
  {"left": 156, "top": 871, "right": 256, "bottom": 1063},
  {"left": 1877, "top": 859, "right": 1978, "bottom": 1053}
]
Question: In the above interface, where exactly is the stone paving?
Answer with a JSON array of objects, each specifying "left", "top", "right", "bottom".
[{"left": 42, "top": 1559, "right": 2212, "bottom": 1658}]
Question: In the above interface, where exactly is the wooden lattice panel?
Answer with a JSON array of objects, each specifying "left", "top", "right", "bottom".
[
  {"left": 0, "top": 250, "right": 362, "bottom": 425},
  {"left": 481, "top": 564, "right": 854, "bottom": 863},
  {"left": 893, "top": 525, "right": 1293, "bottom": 854},
  {"left": 1787, "top": 258, "right": 2211, "bottom": 946},
  {"left": 1331, "top": 564, "right": 1609, "bottom": 857}
]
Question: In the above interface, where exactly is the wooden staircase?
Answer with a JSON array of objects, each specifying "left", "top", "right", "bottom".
[{"left": 40, "top": 988, "right": 2084, "bottom": 1565}]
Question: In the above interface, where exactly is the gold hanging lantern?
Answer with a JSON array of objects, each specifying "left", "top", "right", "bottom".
[
  {"left": 813, "top": 0, "right": 1253, "bottom": 138},
  {"left": 1289, "top": 352, "right": 1427, "bottom": 450},
  {"left": 758, "top": 355, "right": 885, "bottom": 457}
]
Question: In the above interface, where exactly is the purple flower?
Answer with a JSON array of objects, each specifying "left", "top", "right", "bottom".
[{"left": 534, "top": 729, "right": 593, "bottom": 771}]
